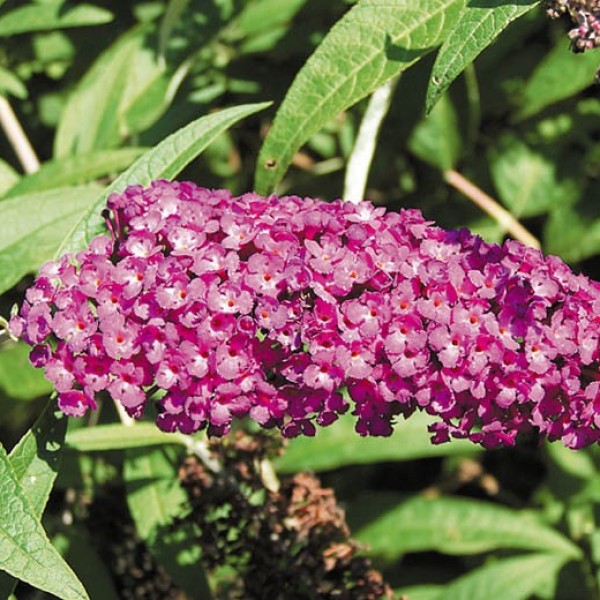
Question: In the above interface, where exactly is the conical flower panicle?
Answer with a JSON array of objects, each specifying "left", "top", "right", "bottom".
[{"left": 11, "top": 181, "right": 600, "bottom": 448}]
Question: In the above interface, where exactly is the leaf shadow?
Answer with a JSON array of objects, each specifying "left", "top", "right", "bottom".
[{"left": 384, "top": 34, "right": 437, "bottom": 65}]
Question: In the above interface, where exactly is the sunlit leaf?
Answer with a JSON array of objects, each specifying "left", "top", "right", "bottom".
[
  {"left": 0, "top": 341, "right": 52, "bottom": 401},
  {"left": 0, "top": 403, "right": 67, "bottom": 599},
  {"left": 0, "top": 3, "right": 113, "bottom": 37},
  {"left": 0, "top": 65, "right": 27, "bottom": 98},
  {"left": 489, "top": 137, "right": 579, "bottom": 217},
  {"left": 226, "top": 0, "right": 307, "bottom": 40},
  {"left": 56, "top": 101, "right": 270, "bottom": 257},
  {"left": 426, "top": 0, "right": 539, "bottom": 114},
  {"left": 276, "top": 411, "right": 478, "bottom": 474},
  {"left": 350, "top": 494, "right": 581, "bottom": 564},
  {"left": 0, "top": 186, "right": 100, "bottom": 294},
  {"left": 254, "top": 0, "right": 465, "bottom": 194},
  {"left": 0, "top": 159, "right": 19, "bottom": 197},
  {"left": 0, "top": 440, "right": 88, "bottom": 600},
  {"left": 544, "top": 203, "right": 600, "bottom": 262},
  {"left": 517, "top": 40, "right": 599, "bottom": 121},
  {"left": 441, "top": 553, "right": 567, "bottom": 600},
  {"left": 66, "top": 423, "right": 184, "bottom": 452},
  {"left": 4, "top": 148, "right": 147, "bottom": 198},
  {"left": 546, "top": 442, "right": 596, "bottom": 481},
  {"left": 54, "top": 27, "right": 150, "bottom": 157},
  {"left": 7, "top": 403, "right": 67, "bottom": 519}
]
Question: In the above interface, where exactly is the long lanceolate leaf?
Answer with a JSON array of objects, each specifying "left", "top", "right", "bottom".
[
  {"left": 0, "top": 404, "right": 68, "bottom": 598},
  {"left": 56, "top": 102, "right": 271, "bottom": 257},
  {"left": 426, "top": 1, "right": 540, "bottom": 114},
  {"left": 351, "top": 495, "right": 582, "bottom": 564},
  {"left": 0, "top": 433, "right": 88, "bottom": 600},
  {"left": 254, "top": 0, "right": 465, "bottom": 195}
]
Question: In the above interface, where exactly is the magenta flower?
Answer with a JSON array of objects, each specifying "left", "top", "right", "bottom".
[{"left": 9, "top": 180, "right": 600, "bottom": 449}]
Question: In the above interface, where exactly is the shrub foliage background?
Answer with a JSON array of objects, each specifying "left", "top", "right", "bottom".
[{"left": 1, "top": 0, "right": 600, "bottom": 598}]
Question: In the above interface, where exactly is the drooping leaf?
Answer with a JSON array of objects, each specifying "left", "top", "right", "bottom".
[
  {"left": 350, "top": 494, "right": 581, "bottom": 564},
  {"left": 0, "top": 441, "right": 88, "bottom": 600},
  {"left": 0, "top": 65, "right": 27, "bottom": 98},
  {"left": 0, "top": 186, "right": 100, "bottom": 294},
  {"left": 426, "top": 0, "right": 539, "bottom": 114},
  {"left": 124, "top": 447, "right": 212, "bottom": 598},
  {"left": 517, "top": 39, "right": 599, "bottom": 121},
  {"left": 440, "top": 553, "right": 567, "bottom": 600},
  {"left": 408, "top": 92, "right": 461, "bottom": 171},
  {"left": 4, "top": 148, "right": 147, "bottom": 198},
  {"left": 0, "top": 341, "right": 52, "bottom": 400},
  {"left": 56, "top": 101, "right": 271, "bottom": 257},
  {"left": 0, "top": 402, "right": 67, "bottom": 599},
  {"left": 254, "top": 0, "right": 465, "bottom": 194},
  {"left": 489, "top": 137, "right": 579, "bottom": 217},
  {"left": 0, "top": 3, "right": 113, "bottom": 37},
  {"left": 275, "top": 411, "right": 478, "bottom": 474},
  {"left": 66, "top": 423, "right": 185, "bottom": 452}
]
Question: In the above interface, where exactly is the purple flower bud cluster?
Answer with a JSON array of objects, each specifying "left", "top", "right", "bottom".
[
  {"left": 547, "top": 0, "right": 600, "bottom": 53},
  {"left": 10, "top": 181, "right": 600, "bottom": 448}
]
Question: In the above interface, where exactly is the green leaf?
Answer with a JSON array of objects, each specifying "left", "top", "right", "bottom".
[
  {"left": 66, "top": 423, "right": 185, "bottom": 452},
  {"left": 227, "top": 0, "right": 307, "bottom": 40},
  {"left": 0, "top": 159, "right": 19, "bottom": 196},
  {"left": 52, "top": 527, "right": 118, "bottom": 600},
  {"left": 254, "top": 0, "right": 465, "bottom": 194},
  {"left": 0, "top": 3, "right": 113, "bottom": 37},
  {"left": 8, "top": 402, "right": 67, "bottom": 520},
  {"left": 0, "top": 186, "right": 100, "bottom": 294},
  {"left": 4, "top": 148, "right": 147, "bottom": 198},
  {"left": 124, "top": 447, "right": 212, "bottom": 598},
  {"left": 0, "top": 65, "right": 27, "bottom": 99},
  {"left": 0, "top": 341, "right": 52, "bottom": 400},
  {"left": 54, "top": 27, "right": 149, "bottom": 157},
  {"left": 489, "top": 137, "right": 578, "bottom": 218},
  {"left": 394, "top": 585, "right": 444, "bottom": 600},
  {"left": 158, "top": 0, "right": 190, "bottom": 58},
  {"left": 0, "top": 402, "right": 67, "bottom": 599},
  {"left": 517, "top": 40, "right": 599, "bottom": 121},
  {"left": 151, "top": 522, "right": 211, "bottom": 600},
  {"left": 351, "top": 495, "right": 581, "bottom": 563},
  {"left": 440, "top": 553, "right": 567, "bottom": 600},
  {"left": 546, "top": 442, "right": 596, "bottom": 481},
  {"left": 275, "top": 411, "right": 478, "bottom": 474},
  {"left": 56, "top": 101, "right": 271, "bottom": 257},
  {"left": 544, "top": 203, "right": 600, "bottom": 262},
  {"left": 0, "top": 441, "right": 88, "bottom": 600},
  {"left": 124, "top": 447, "right": 189, "bottom": 541},
  {"left": 408, "top": 92, "right": 461, "bottom": 170},
  {"left": 426, "top": 0, "right": 539, "bottom": 114}
]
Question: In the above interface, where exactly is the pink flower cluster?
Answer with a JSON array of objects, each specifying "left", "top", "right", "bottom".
[{"left": 10, "top": 181, "right": 600, "bottom": 448}]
